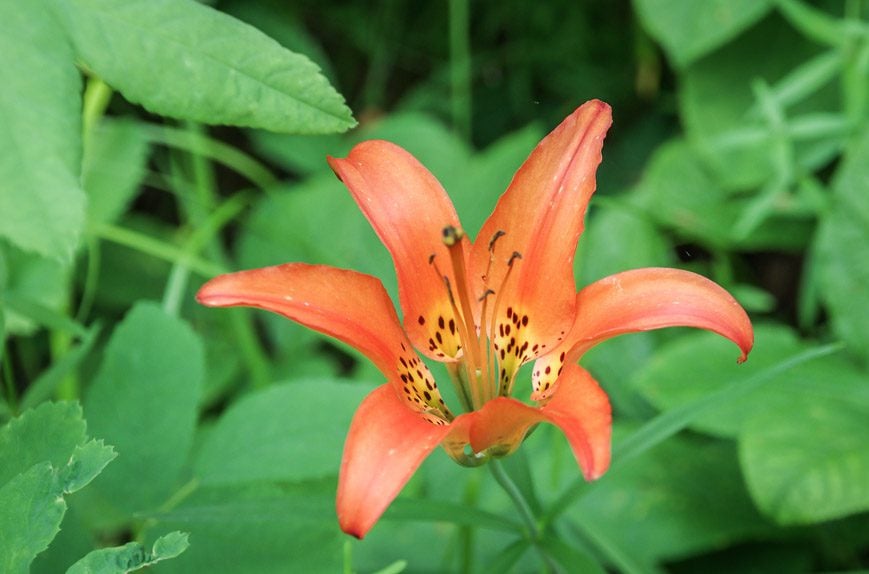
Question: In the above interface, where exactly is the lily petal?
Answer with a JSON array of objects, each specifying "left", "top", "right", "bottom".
[
  {"left": 471, "top": 101, "right": 612, "bottom": 386},
  {"left": 196, "top": 263, "right": 450, "bottom": 416},
  {"left": 532, "top": 268, "right": 754, "bottom": 400},
  {"left": 338, "top": 384, "right": 454, "bottom": 539},
  {"left": 328, "top": 141, "right": 469, "bottom": 361},
  {"left": 469, "top": 364, "right": 612, "bottom": 480}
]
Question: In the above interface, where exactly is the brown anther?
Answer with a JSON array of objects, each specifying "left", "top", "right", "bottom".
[
  {"left": 488, "top": 230, "right": 506, "bottom": 252},
  {"left": 478, "top": 288, "right": 495, "bottom": 302},
  {"left": 508, "top": 251, "right": 523, "bottom": 266},
  {"left": 428, "top": 254, "right": 436, "bottom": 264},
  {"left": 442, "top": 225, "right": 464, "bottom": 246}
]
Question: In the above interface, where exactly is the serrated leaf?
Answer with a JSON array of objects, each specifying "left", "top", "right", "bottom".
[
  {"left": 0, "top": 463, "right": 66, "bottom": 574},
  {"left": 741, "top": 387, "right": 869, "bottom": 524},
  {"left": 82, "top": 302, "right": 203, "bottom": 527},
  {"left": 61, "top": 440, "right": 117, "bottom": 494},
  {"left": 0, "top": 402, "right": 87, "bottom": 486},
  {"left": 66, "top": 530, "right": 188, "bottom": 574},
  {"left": 0, "top": 403, "right": 117, "bottom": 572},
  {"left": 0, "top": 0, "right": 84, "bottom": 262},
  {"left": 51, "top": 0, "right": 355, "bottom": 133},
  {"left": 194, "top": 379, "right": 371, "bottom": 486},
  {"left": 634, "top": 0, "right": 773, "bottom": 68},
  {"left": 816, "top": 128, "right": 869, "bottom": 364}
]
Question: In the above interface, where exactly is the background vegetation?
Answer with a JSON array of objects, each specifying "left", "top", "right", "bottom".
[{"left": 1, "top": 0, "right": 867, "bottom": 572}]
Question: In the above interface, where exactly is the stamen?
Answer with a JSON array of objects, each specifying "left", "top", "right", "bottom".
[
  {"left": 488, "top": 251, "right": 522, "bottom": 396},
  {"left": 442, "top": 225, "right": 487, "bottom": 408}
]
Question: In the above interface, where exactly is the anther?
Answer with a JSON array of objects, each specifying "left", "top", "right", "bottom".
[
  {"left": 442, "top": 225, "right": 464, "bottom": 246},
  {"left": 488, "top": 230, "right": 506, "bottom": 252},
  {"left": 508, "top": 251, "right": 523, "bottom": 266},
  {"left": 478, "top": 288, "right": 495, "bottom": 302}
]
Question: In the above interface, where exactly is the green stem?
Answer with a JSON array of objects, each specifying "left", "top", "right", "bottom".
[
  {"left": 90, "top": 222, "right": 225, "bottom": 277},
  {"left": 82, "top": 76, "right": 113, "bottom": 148},
  {"left": 489, "top": 460, "right": 561, "bottom": 573},
  {"left": 144, "top": 124, "right": 278, "bottom": 190},
  {"left": 446, "top": 362, "right": 474, "bottom": 413},
  {"left": 490, "top": 460, "right": 537, "bottom": 538},
  {"left": 449, "top": 0, "right": 472, "bottom": 142}
]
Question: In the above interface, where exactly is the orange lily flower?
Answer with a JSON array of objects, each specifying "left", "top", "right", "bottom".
[{"left": 196, "top": 100, "right": 753, "bottom": 539}]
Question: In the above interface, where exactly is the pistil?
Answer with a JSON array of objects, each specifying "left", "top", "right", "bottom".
[{"left": 442, "top": 226, "right": 487, "bottom": 408}]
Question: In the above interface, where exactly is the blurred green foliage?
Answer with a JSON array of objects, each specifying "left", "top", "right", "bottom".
[{"left": 1, "top": 0, "right": 868, "bottom": 572}]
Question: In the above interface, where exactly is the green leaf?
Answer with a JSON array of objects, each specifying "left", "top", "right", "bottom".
[
  {"left": 0, "top": 402, "right": 87, "bottom": 486},
  {"left": 633, "top": 0, "right": 773, "bottom": 68},
  {"left": 0, "top": 463, "right": 67, "bottom": 574},
  {"left": 0, "top": 405, "right": 115, "bottom": 574},
  {"left": 66, "top": 531, "right": 189, "bottom": 574},
  {"left": 143, "top": 484, "right": 344, "bottom": 573},
  {"left": 0, "top": 241, "right": 71, "bottom": 337},
  {"left": 680, "top": 14, "right": 838, "bottom": 191},
  {"left": 0, "top": 0, "right": 85, "bottom": 262},
  {"left": 61, "top": 439, "right": 117, "bottom": 494},
  {"left": 634, "top": 139, "right": 813, "bottom": 250},
  {"left": 741, "top": 384, "right": 869, "bottom": 524},
  {"left": 638, "top": 325, "right": 869, "bottom": 439},
  {"left": 51, "top": 0, "right": 355, "bottom": 133},
  {"left": 634, "top": 139, "right": 738, "bottom": 248},
  {"left": 571, "top": 436, "right": 771, "bottom": 564},
  {"left": 816, "top": 128, "right": 869, "bottom": 364},
  {"left": 194, "top": 379, "right": 371, "bottom": 486},
  {"left": 81, "top": 302, "right": 204, "bottom": 527},
  {"left": 83, "top": 119, "right": 151, "bottom": 226}
]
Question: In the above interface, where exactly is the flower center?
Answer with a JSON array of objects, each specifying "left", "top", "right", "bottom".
[{"left": 416, "top": 226, "right": 546, "bottom": 413}]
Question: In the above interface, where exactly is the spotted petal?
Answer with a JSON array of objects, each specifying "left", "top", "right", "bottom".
[
  {"left": 196, "top": 263, "right": 449, "bottom": 417},
  {"left": 467, "top": 364, "right": 612, "bottom": 480},
  {"left": 328, "top": 141, "right": 470, "bottom": 361},
  {"left": 338, "top": 384, "right": 454, "bottom": 539},
  {"left": 471, "top": 101, "right": 612, "bottom": 387},
  {"left": 532, "top": 268, "right": 754, "bottom": 400}
]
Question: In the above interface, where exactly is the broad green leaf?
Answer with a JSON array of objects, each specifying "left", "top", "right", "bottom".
[
  {"left": 143, "top": 484, "right": 343, "bottom": 573},
  {"left": 816, "top": 128, "right": 869, "bottom": 364},
  {"left": 0, "top": 401, "right": 87, "bottom": 486},
  {"left": 634, "top": 139, "right": 812, "bottom": 250},
  {"left": 636, "top": 324, "right": 869, "bottom": 439},
  {"left": 577, "top": 200, "right": 672, "bottom": 285},
  {"left": 0, "top": 242, "right": 70, "bottom": 337},
  {"left": 82, "top": 302, "right": 203, "bottom": 527},
  {"left": 51, "top": 0, "right": 354, "bottom": 133},
  {"left": 571, "top": 436, "right": 772, "bottom": 563},
  {"left": 83, "top": 119, "right": 151, "bottom": 226},
  {"left": 633, "top": 0, "right": 773, "bottom": 68},
  {"left": 680, "top": 14, "right": 838, "bottom": 191},
  {"left": 741, "top": 389, "right": 869, "bottom": 524},
  {"left": 66, "top": 531, "right": 189, "bottom": 574},
  {"left": 0, "top": 0, "right": 85, "bottom": 262},
  {"left": 634, "top": 139, "right": 738, "bottom": 248},
  {"left": 194, "top": 379, "right": 372, "bottom": 485}
]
